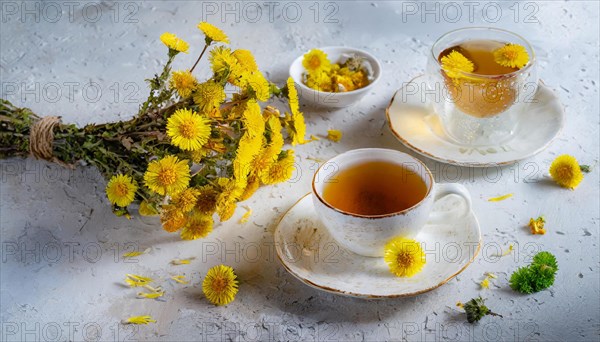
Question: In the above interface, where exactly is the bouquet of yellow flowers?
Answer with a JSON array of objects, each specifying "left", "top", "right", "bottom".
[{"left": 0, "top": 22, "right": 307, "bottom": 240}]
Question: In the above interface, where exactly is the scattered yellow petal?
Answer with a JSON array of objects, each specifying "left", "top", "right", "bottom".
[
  {"left": 171, "top": 258, "right": 195, "bottom": 265},
  {"left": 137, "top": 290, "right": 165, "bottom": 299},
  {"left": 306, "top": 157, "right": 325, "bottom": 163},
  {"left": 456, "top": 301, "right": 464, "bottom": 309},
  {"left": 125, "top": 274, "right": 153, "bottom": 287},
  {"left": 480, "top": 277, "right": 490, "bottom": 289},
  {"left": 239, "top": 206, "right": 252, "bottom": 224},
  {"left": 171, "top": 275, "right": 189, "bottom": 284},
  {"left": 123, "top": 248, "right": 150, "bottom": 258},
  {"left": 326, "top": 129, "right": 342, "bottom": 142},
  {"left": 528, "top": 216, "right": 546, "bottom": 235},
  {"left": 309, "top": 135, "right": 320, "bottom": 141},
  {"left": 486, "top": 272, "right": 498, "bottom": 279},
  {"left": 502, "top": 244, "right": 514, "bottom": 257},
  {"left": 488, "top": 193, "right": 513, "bottom": 202},
  {"left": 122, "top": 316, "right": 156, "bottom": 325}
]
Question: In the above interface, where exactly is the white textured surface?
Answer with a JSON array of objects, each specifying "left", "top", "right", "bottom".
[{"left": 1, "top": 1, "right": 599, "bottom": 341}]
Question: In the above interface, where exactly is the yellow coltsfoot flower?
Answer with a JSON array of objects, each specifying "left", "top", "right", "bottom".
[
  {"left": 549, "top": 154, "right": 584, "bottom": 189},
  {"left": 166, "top": 109, "right": 212, "bottom": 152},
  {"left": 160, "top": 32, "right": 189, "bottom": 53},
  {"left": 493, "top": 43, "right": 529, "bottom": 69},
  {"left": 170, "top": 70, "right": 197, "bottom": 98},
  {"left": 193, "top": 81, "right": 226, "bottom": 112},
  {"left": 384, "top": 237, "right": 426, "bottom": 277},
  {"left": 144, "top": 155, "right": 191, "bottom": 196},
  {"left": 198, "top": 22, "right": 229, "bottom": 44},
  {"left": 202, "top": 265, "right": 239, "bottom": 306},
  {"left": 302, "top": 49, "right": 331, "bottom": 73},
  {"left": 180, "top": 213, "right": 214, "bottom": 240},
  {"left": 106, "top": 174, "right": 137, "bottom": 207},
  {"left": 441, "top": 51, "right": 474, "bottom": 79}
]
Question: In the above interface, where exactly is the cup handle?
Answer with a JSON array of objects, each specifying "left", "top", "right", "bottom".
[{"left": 427, "top": 183, "right": 472, "bottom": 225}]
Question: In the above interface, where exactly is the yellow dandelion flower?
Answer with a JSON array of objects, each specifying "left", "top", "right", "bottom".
[
  {"left": 306, "top": 71, "right": 333, "bottom": 92},
  {"left": 139, "top": 200, "right": 158, "bottom": 216},
  {"left": 106, "top": 174, "right": 137, "bottom": 207},
  {"left": 209, "top": 46, "right": 238, "bottom": 75},
  {"left": 287, "top": 77, "right": 300, "bottom": 115},
  {"left": 259, "top": 150, "right": 295, "bottom": 185},
  {"left": 528, "top": 216, "right": 546, "bottom": 235},
  {"left": 217, "top": 200, "right": 237, "bottom": 221},
  {"left": 170, "top": 188, "right": 201, "bottom": 213},
  {"left": 198, "top": 22, "right": 229, "bottom": 44},
  {"left": 488, "top": 193, "right": 513, "bottom": 202},
  {"left": 233, "top": 49, "right": 258, "bottom": 72},
  {"left": 241, "top": 100, "right": 265, "bottom": 137},
  {"left": 170, "top": 70, "right": 197, "bottom": 98},
  {"left": 171, "top": 275, "right": 189, "bottom": 284},
  {"left": 193, "top": 81, "right": 226, "bottom": 112},
  {"left": 302, "top": 49, "right": 331, "bottom": 74},
  {"left": 180, "top": 213, "right": 214, "bottom": 240},
  {"left": 233, "top": 134, "right": 262, "bottom": 184},
  {"left": 160, "top": 205, "right": 187, "bottom": 232},
  {"left": 285, "top": 78, "right": 306, "bottom": 146},
  {"left": 195, "top": 185, "right": 219, "bottom": 215},
  {"left": 167, "top": 109, "right": 212, "bottom": 152},
  {"left": 549, "top": 154, "right": 584, "bottom": 189},
  {"left": 383, "top": 237, "right": 426, "bottom": 277},
  {"left": 202, "top": 265, "right": 239, "bottom": 306},
  {"left": 247, "top": 71, "right": 270, "bottom": 102},
  {"left": 125, "top": 274, "right": 153, "bottom": 287},
  {"left": 480, "top": 277, "right": 490, "bottom": 289},
  {"left": 493, "top": 43, "right": 529, "bottom": 69},
  {"left": 160, "top": 32, "right": 189, "bottom": 53},
  {"left": 215, "top": 177, "right": 239, "bottom": 221},
  {"left": 239, "top": 175, "right": 260, "bottom": 201},
  {"left": 122, "top": 316, "right": 156, "bottom": 325},
  {"left": 144, "top": 155, "right": 190, "bottom": 196},
  {"left": 441, "top": 51, "right": 474, "bottom": 79},
  {"left": 327, "top": 129, "right": 342, "bottom": 142}
]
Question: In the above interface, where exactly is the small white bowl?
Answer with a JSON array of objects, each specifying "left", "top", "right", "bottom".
[{"left": 289, "top": 46, "right": 382, "bottom": 108}]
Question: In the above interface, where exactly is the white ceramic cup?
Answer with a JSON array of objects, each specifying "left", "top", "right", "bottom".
[{"left": 312, "top": 148, "right": 472, "bottom": 257}]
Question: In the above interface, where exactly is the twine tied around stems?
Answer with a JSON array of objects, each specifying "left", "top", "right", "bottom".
[{"left": 29, "top": 116, "right": 74, "bottom": 168}]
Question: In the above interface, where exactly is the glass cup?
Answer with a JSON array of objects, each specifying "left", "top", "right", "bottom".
[{"left": 426, "top": 27, "right": 538, "bottom": 146}]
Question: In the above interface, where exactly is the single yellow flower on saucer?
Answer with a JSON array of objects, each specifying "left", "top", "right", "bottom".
[
  {"left": 160, "top": 32, "right": 189, "bottom": 53},
  {"left": 198, "top": 22, "right": 229, "bottom": 44},
  {"left": 167, "top": 109, "right": 212, "bottom": 152},
  {"left": 384, "top": 237, "right": 426, "bottom": 277},
  {"left": 440, "top": 51, "right": 474, "bottom": 79},
  {"left": 303, "top": 49, "right": 331, "bottom": 73},
  {"left": 202, "top": 265, "right": 239, "bottom": 306},
  {"left": 549, "top": 154, "right": 584, "bottom": 189},
  {"left": 106, "top": 174, "right": 137, "bottom": 207},
  {"left": 493, "top": 43, "right": 529, "bottom": 69},
  {"left": 144, "top": 155, "right": 191, "bottom": 196}
]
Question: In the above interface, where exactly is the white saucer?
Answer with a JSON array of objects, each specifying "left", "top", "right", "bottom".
[
  {"left": 386, "top": 75, "right": 564, "bottom": 167},
  {"left": 274, "top": 193, "right": 481, "bottom": 298}
]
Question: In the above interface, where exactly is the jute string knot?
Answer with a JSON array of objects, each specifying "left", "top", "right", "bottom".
[{"left": 29, "top": 116, "right": 74, "bottom": 168}]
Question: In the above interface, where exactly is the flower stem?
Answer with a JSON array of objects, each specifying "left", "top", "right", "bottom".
[{"left": 190, "top": 44, "right": 209, "bottom": 73}]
